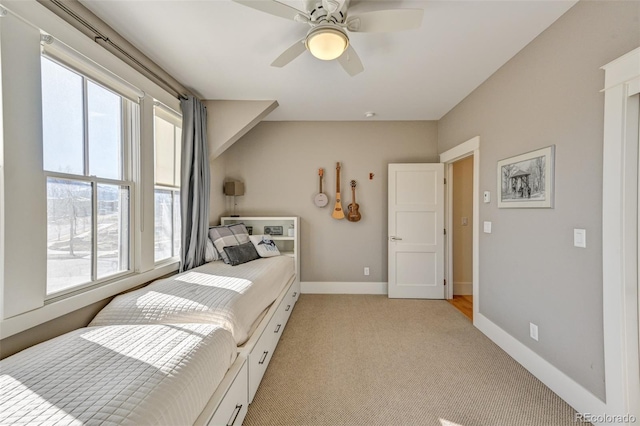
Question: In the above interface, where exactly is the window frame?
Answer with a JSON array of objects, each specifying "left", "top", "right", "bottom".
[
  {"left": 153, "top": 103, "right": 182, "bottom": 264},
  {"left": 41, "top": 55, "right": 138, "bottom": 299}
]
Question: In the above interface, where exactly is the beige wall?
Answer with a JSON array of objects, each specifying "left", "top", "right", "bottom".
[
  {"left": 438, "top": 0, "right": 640, "bottom": 400},
  {"left": 452, "top": 156, "right": 473, "bottom": 294},
  {"left": 214, "top": 121, "right": 438, "bottom": 284}
]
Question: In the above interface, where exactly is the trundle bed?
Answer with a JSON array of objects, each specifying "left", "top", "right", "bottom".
[{"left": 0, "top": 218, "right": 300, "bottom": 426}]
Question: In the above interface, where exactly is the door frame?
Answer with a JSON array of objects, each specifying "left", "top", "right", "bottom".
[
  {"left": 440, "top": 136, "right": 480, "bottom": 321},
  {"left": 601, "top": 47, "right": 640, "bottom": 419}
]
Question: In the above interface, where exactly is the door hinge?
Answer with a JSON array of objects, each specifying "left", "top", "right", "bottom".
[
  {"left": 444, "top": 178, "right": 447, "bottom": 184},
  {"left": 444, "top": 279, "right": 447, "bottom": 286},
  {"left": 444, "top": 228, "right": 447, "bottom": 235}
]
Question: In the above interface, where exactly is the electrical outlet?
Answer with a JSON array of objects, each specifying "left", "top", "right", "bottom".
[
  {"left": 530, "top": 323, "right": 539, "bottom": 341},
  {"left": 364, "top": 267, "right": 370, "bottom": 276}
]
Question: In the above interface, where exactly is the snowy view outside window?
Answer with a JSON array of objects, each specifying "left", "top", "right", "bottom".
[
  {"left": 154, "top": 108, "right": 182, "bottom": 262},
  {"left": 42, "top": 57, "right": 131, "bottom": 295}
]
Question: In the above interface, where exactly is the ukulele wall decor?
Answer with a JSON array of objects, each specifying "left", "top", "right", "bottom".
[
  {"left": 332, "top": 162, "right": 345, "bottom": 220},
  {"left": 347, "top": 180, "right": 361, "bottom": 222}
]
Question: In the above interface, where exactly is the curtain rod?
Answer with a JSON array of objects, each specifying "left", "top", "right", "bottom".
[{"left": 45, "top": 0, "right": 189, "bottom": 101}]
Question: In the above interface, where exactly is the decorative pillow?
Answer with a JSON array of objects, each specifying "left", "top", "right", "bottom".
[
  {"left": 204, "top": 237, "right": 219, "bottom": 262},
  {"left": 223, "top": 241, "right": 260, "bottom": 266},
  {"left": 208, "top": 223, "right": 251, "bottom": 264},
  {"left": 249, "top": 235, "right": 281, "bottom": 258}
]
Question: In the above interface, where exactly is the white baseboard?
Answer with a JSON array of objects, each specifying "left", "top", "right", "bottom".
[
  {"left": 301, "top": 282, "right": 387, "bottom": 295},
  {"left": 453, "top": 281, "right": 473, "bottom": 295},
  {"left": 474, "top": 313, "right": 608, "bottom": 421}
]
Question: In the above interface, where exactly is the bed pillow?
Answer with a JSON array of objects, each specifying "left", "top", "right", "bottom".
[
  {"left": 204, "top": 237, "right": 219, "bottom": 262},
  {"left": 209, "top": 223, "right": 251, "bottom": 264},
  {"left": 223, "top": 241, "right": 260, "bottom": 266},
  {"left": 249, "top": 235, "right": 281, "bottom": 258}
]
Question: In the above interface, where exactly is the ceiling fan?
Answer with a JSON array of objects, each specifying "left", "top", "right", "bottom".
[{"left": 232, "top": 0, "right": 424, "bottom": 76}]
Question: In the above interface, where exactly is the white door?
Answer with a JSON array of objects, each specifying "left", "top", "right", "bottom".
[{"left": 388, "top": 163, "right": 444, "bottom": 299}]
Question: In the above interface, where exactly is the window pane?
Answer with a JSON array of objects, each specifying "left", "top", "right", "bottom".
[
  {"left": 173, "top": 191, "right": 181, "bottom": 257},
  {"left": 88, "top": 82, "right": 122, "bottom": 179},
  {"left": 41, "top": 58, "right": 84, "bottom": 175},
  {"left": 47, "top": 178, "right": 92, "bottom": 294},
  {"left": 154, "top": 189, "right": 173, "bottom": 261},
  {"left": 155, "top": 116, "right": 175, "bottom": 186},
  {"left": 97, "top": 184, "right": 129, "bottom": 278}
]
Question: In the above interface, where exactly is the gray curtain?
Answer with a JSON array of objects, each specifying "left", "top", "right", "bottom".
[{"left": 180, "top": 95, "right": 210, "bottom": 272}]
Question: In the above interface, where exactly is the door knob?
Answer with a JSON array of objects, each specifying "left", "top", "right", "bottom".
[{"left": 390, "top": 236, "right": 403, "bottom": 241}]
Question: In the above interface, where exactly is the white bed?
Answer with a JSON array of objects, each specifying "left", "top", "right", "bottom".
[
  {"left": 0, "top": 323, "right": 237, "bottom": 426},
  {"left": 89, "top": 256, "right": 295, "bottom": 345}
]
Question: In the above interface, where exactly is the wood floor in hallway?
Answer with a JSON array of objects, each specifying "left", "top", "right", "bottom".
[{"left": 448, "top": 294, "right": 473, "bottom": 320}]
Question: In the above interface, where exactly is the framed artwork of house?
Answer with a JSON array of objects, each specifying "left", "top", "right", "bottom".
[{"left": 497, "top": 145, "right": 555, "bottom": 208}]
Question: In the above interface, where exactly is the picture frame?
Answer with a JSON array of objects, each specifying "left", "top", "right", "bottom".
[
  {"left": 263, "top": 225, "right": 283, "bottom": 236},
  {"left": 497, "top": 145, "right": 555, "bottom": 208}
]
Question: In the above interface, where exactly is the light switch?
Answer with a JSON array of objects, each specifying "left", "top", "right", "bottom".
[
  {"left": 483, "top": 191, "right": 491, "bottom": 203},
  {"left": 483, "top": 221, "right": 492, "bottom": 233},
  {"left": 462, "top": 217, "right": 468, "bottom": 226},
  {"left": 574, "top": 229, "right": 586, "bottom": 248}
]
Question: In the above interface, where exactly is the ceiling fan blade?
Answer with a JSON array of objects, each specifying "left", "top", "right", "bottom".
[
  {"left": 271, "top": 39, "right": 307, "bottom": 67},
  {"left": 346, "top": 9, "right": 424, "bottom": 32},
  {"left": 337, "top": 45, "right": 364, "bottom": 76},
  {"left": 233, "top": 0, "right": 309, "bottom": 22}
]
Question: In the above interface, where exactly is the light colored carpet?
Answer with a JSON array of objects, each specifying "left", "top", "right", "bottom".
[{"left": 244, "top": 294, "right": 581, "bottom": 426}]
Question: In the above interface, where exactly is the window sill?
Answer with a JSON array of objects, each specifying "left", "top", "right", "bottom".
[{"left": 0, "top": 261, "right": 180, "bottom": 339}]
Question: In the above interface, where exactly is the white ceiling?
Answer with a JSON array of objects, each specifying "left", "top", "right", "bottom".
[{"left": 79, "top": 0, "right": 576, "bottom": 121}]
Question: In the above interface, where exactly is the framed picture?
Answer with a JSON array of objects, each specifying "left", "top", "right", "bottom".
[
  {"left": 264, "top": 226, "right": 283, "bottom": 236},
  {"left": 497, "top": 145, "right": 555, "bottom": 208}
]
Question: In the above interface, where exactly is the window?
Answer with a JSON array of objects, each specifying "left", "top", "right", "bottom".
[
  {"left": 154, "top": 105, "right": 182, "bottom": 262},
  {"left": 41, "top": 57, "right": 134, "bottom": 296}
]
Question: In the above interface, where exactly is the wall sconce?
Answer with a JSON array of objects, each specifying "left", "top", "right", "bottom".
[{"left": 224, "top": 181, "right": 245, "bottom": 216}]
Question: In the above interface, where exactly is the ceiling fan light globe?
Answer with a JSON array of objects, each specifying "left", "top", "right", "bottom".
[{"left": 306, "top": 28, "right": 348, "bottom": 61}]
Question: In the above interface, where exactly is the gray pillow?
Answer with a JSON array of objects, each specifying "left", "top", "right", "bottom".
[
  {"left": 223, "top": 241, "right": 260, "bottom": 266},
  {"left": 209, "top": 223, "right": 251, "bottom": 264}
]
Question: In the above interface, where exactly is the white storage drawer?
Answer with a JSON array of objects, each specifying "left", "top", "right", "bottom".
[
  {"left": 248, "top": 322, "right": 278, "bottom": 402},
  {"left": 280, "top": 281, "right": 299, "bottom": 327},
  {"left": 207, "top": 359, "right": 248, "bottom": 426}
]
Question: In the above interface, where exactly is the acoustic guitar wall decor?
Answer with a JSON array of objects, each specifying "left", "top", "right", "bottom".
[
  {"left": 332, "top": 162, "right": 345, "bottom": 220},
  {"left": 347, "top": 180, "right": 361, "bottom": 222}
]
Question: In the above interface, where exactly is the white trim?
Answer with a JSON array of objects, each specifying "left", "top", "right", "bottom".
[
  {"left": 602, "top": 46, "right": 640, "bottom": 420},
  {"left": 440, "top": 136, "right": 479, "bottom": 163},
  {"left": 301, "top": 281, "right": 387, "bottom": 295},
  {"left": 602, "top": 47, "right": 640, "bottom": 91},
  {"left": 439, "top": 136, "right": 480, "bottom": 319},
  {"left": 475, "top": 313, "right": 607, "bottom": 418}
]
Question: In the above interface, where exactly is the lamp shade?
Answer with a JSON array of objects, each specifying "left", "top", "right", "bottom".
[
  {"left": 224, "top": 181, "right": 245, "bottom": 196},
  {"left": 306, "top": 27, "right": 348, "bottom": 61}
]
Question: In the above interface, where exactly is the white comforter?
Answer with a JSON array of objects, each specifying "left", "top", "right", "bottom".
[
  {"left": 89, "top": 256, "right": 295, "bottom": 344},
  {"left": 0, "top": 323, "right": 236, "bottom": 426}
]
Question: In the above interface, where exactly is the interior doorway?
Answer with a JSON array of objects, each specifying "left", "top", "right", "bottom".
[
  {"left": 440, "top": 136, "right": 480, "bottom": 324},
  {"left": 448, "top": 155, "right": 474, "bottom": 320}
]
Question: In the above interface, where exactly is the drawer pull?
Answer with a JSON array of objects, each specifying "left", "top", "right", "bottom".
[
  {"left": 227, "top": 404, "right": 243, "bottom": 426},
  {"left": 274, "top": 324, "right": 281, "bottom": 333},
  {"left": 258, "top": 351, "right": 269, "bottom": 364},
  {"left": 292, "top": 292, "right": 297, "bottom": 298},
  {"left": 285, "top": 304, "right": 291, "bottom": 312}
]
